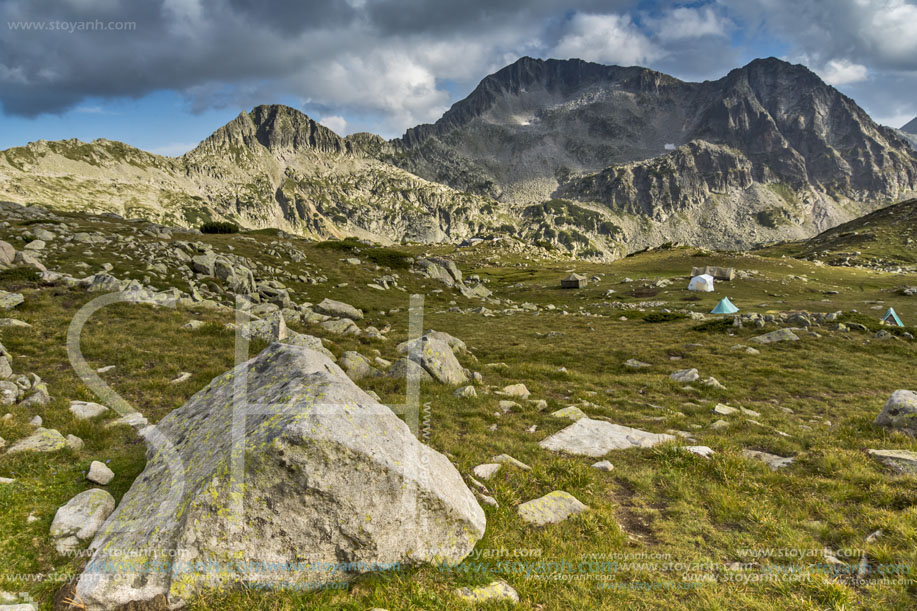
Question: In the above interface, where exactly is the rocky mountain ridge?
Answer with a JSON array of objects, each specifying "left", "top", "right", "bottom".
[{"left": 0, "top": 57, "right": 915, "bottom": 258}]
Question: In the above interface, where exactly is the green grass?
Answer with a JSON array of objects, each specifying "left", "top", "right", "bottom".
[{"left": 0, "top": 208, "right": 916, "bottom": 609}]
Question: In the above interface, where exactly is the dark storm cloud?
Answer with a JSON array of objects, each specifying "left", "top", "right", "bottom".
[{"left": 0, "top": 0, "right": 912, "bottom": 132}]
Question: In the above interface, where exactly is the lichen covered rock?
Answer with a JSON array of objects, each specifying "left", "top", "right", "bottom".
[{"left": 76, "top": 343, "right": 484, "bottom": 609}]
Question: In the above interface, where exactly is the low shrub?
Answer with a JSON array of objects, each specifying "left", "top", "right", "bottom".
[
  {"left": 644, "top": 312, "right": 687, "bottom": 323},
  {"left": 200, "top": 221, "right": 239, "bottom": 234}
]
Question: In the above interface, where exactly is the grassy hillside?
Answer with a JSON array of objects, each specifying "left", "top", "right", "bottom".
[
  {"left": 0, "top": 205, "right": 916, "bottom": 610},
  {"left": 763, "top": 199, "right": 917, "bottom": 269}
]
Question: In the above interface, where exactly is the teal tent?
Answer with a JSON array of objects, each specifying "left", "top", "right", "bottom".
[
  {"left": 711, "top": 297, "right": 739, "bottom": 314},
  {"left": 882, "top": 307, "right": 904, "bottom": 327}
]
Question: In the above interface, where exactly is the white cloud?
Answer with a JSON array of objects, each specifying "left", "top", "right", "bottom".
[
  {"left": 650, "top": 6, "right": 732, "bottom": 42},
  {"left": 819, "top": 59, "right": 869, "bottom": 85},
  {"left": 554, "top": 13, "right": 662, "bottom": 66},
  {"left": 318, "top": 115, "right": 348, "bottom": 135}
]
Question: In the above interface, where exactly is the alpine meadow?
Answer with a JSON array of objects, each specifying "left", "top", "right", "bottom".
[{"left": 1, "top": 2, "right": 917, "bottom": 610}]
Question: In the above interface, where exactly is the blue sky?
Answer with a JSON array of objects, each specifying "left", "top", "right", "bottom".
[{"left": 1, "top": 0, "right": 915, "bottom": 155}]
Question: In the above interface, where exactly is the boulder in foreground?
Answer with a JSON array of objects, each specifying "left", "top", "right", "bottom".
[{"left": 75, "top": 343, "right": 484, "bottom": 610}]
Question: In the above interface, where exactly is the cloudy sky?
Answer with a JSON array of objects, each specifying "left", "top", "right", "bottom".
[{"left": 1, "top": 0, "right": 916, "bottom": 154}]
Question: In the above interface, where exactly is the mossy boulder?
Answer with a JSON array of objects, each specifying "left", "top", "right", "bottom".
[{"left": 75, "top": 343, "right": 484, "bottom": 609}]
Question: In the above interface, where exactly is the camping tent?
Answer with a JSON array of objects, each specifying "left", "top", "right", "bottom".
[
  {"left": 688, "top": 274, "right": 714, "bottom": 292},
  {"left": 712, "top": 297, "right": 739, "bottom": 314},
  {"left": 882, "top": 307, "right": 904, "bottom": 327},
  {"left": 561, "top": 273, "right": 587, "bottom": 289}
]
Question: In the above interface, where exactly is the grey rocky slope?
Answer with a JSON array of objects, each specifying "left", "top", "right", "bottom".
[
  {"left": 1, "top": 58, "right": 916, "bottom": 257},
  {"left": 0, "top": 106, "right": 505, "bottom": 246},
  {"left": 393, "top": 57, "right": 917, "bottom": 251}
]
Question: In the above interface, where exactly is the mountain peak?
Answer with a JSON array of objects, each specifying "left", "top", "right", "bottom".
[
  {"left": 187, "top": 104, "right": 346, "bottom": 158},
  {"left": 902, "top": 116, "right": 917, "bottom": 134}
]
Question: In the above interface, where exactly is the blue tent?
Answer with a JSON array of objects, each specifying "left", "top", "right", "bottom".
[
  {"left": 711, "top": 297, "right": 739, "bottom": 314},
  {"left": 882, "top": 307, "right": 904, "bottom": 327}
]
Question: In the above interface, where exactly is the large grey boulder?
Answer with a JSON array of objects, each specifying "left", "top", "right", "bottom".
[
  {"left": 874, "top": 390, "right": 917, "bottom": 436},
  {"left": 75, "top": 343, "right": 484, "bottom": 610},
  {"left": 50, "top": 489, "right": 116, "bottom": 554},
  {"left": 416, "top": 258, "right": 461, "bottom": 287},
  {"left": 398, "top": 335, "right": 467, "bottom": 385},
  {"left": 539, "top": 418, "right": 674, "bottom": 457},
  {"left": 190, "top": 252, "right": 216, "bottom": 276},
  {"left": 316, "top": 298, "right": 363, "bottom": 321}
]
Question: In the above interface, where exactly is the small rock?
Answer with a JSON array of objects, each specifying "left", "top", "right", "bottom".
[
  {"left": 87, "top": 461, "right": 114, "bottom": 485},
  {"left": 66, "top": 434, "right": 84, "bottom": 451},
  {"left": 742, "top": 449, "right": 794, "bottom": 470},
  {"left": 874, "top": 390, "right": 917, "bottom": 436},
  {"left": 69, "top": 400, "right": 108, "bottom": 420},
  {"left": 701, "top": 377, "right": 725, "bottom": 389},
  {"left": 866, "top": 449, "right": 917, "bottom": 473},
  {"left": 472, "top": 463, "right": 501, "bottom": 480},
  {"left": 491, "top": 454, "right": 531, "bottom": 470},
  {"left": 713, "top": 403, "right": 738, "bottom": 416},
  {"left": 591, "top": 460, "right": 614, "bottom": 471},
  {"left": 0, "top": 291, "right": 24, "bottom": 310},
  {"left": 453, "top": 385, "right": 477, "bottom": 399},
  {"left": 498, "top": 400, "right": 518, "bottom": 413},
  {"left": 551, "top": 406, "right": 587, "bottom": 421},
  {"left": 170, "top": 372, "right": 192, "bottom": 384},
  {"left": 500, "top": 383, "right": 530, "bottom": 398},
  {"left": 670, "top": 368, "right": 700, "bottom": 383},
  {"left": 749, "top": 328, "right": 800, "bottom": 344},
  {"left": 455, "top": 580, "right": 519, "bottom": 603},
  {"left": 683, "top": 445, "right": 715, "bottom": 458},
  {"left": 624, "top": 358, "right": 651, "bottom": 369},
  {"left": 517, "top": 490, "right": 588, "bottom": 525}
]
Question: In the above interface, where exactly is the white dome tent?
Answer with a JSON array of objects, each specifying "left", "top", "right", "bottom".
[{"left": 688, "top": 274, "right": 715, "bottom": 292}]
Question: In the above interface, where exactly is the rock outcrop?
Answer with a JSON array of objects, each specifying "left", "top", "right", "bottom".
[{"left": 75, "top": 342, "right": 484, "bottom": 609}]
